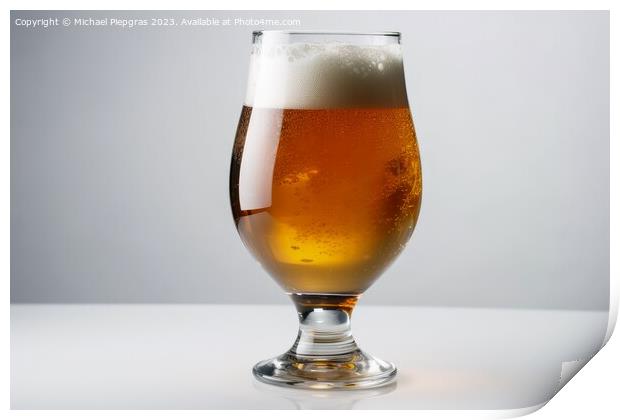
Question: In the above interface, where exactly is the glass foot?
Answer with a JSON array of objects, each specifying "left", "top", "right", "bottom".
[
  {"left": 253, "top": 349, "right": 397, "bottom": 389},
  {"left": 253, "top": 294, "right": 397, "bottom": 390}
]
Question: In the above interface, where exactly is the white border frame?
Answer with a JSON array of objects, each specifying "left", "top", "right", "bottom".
[{"left": 3, "top": 1, "right": 617, "bottom": 419}]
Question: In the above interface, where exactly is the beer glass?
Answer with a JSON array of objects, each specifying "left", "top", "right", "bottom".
[{"left": 230, "top": 31, "right": 422, "bottom": 389}]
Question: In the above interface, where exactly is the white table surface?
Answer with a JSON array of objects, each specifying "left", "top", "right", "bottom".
[{"left": 10, "top": 304, "right": 608, "bottom": 413}]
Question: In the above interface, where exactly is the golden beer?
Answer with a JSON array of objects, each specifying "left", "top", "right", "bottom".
[{"left": 231, "top": 105, "right": 421, "bottom": 295}]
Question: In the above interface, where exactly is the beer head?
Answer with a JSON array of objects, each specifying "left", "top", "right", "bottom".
[{"left": 245, "top": 41, "right": 409, "bottom": 109}]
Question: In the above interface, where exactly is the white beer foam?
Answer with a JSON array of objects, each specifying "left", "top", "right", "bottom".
[{"left": 245, "top": 43, "right": 408, "bottom": 109}]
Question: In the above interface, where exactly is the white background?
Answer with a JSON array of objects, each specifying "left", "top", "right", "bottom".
[{"left": 10, "top": 10, "right": 610, "bottom": 311}]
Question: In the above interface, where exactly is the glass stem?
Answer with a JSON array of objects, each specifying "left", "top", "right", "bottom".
[{"left": 288, "top": 294, "right": 360, "bottom": 357}]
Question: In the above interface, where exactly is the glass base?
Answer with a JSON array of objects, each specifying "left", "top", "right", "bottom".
[
  {"left": 253, "top": 349, "right": 397, "bottom": 389},
  {"left": 253, "top": 294, "right": 397, "bottom": 390}
]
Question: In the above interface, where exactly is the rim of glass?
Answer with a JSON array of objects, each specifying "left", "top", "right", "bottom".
[{"left": 253, "top": 30, "right": 401, "bottom": 37}]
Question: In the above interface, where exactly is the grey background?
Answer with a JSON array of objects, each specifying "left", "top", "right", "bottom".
[{"left": 11, "top": 11, "right": 609, "bottom": 309}]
